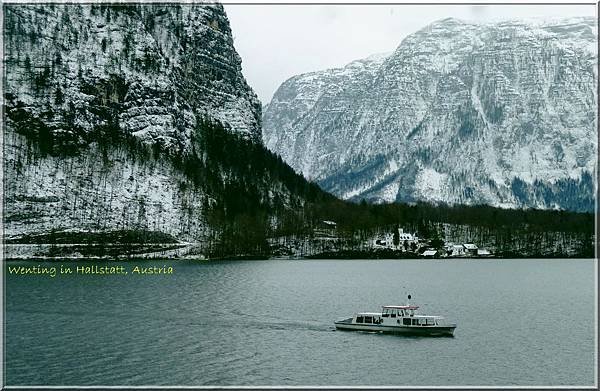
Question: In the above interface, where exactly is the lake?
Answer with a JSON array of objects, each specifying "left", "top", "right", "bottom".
[{"left": 4, "top": 258, "right": 596, "bottom": 387}]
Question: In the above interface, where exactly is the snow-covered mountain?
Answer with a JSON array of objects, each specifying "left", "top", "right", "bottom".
[
  {"left": 3, "top": 4, "right": 263, "bottom": 241},
  {"left": 263, "top": 17, "right": 597, "bottom": 212}
]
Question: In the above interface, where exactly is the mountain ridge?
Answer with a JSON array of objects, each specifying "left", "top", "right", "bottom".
[{"left": 263, "top": 16, "right": 597, "bottom": 212}]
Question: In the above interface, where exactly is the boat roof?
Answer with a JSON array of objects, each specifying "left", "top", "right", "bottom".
[
  {"left": 382, "top": 305, "right": 419, "bottom": 310},
  {"left": 357, "top": 312, "right": 382, "bottom": 316}
]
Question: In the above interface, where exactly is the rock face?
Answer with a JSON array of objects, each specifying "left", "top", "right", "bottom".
[
  {"left": 263, "top": 17, "right": 597, "bottom": 212},
  {"left": 3, "top": 4, "right": 261, "bottom": 240}
]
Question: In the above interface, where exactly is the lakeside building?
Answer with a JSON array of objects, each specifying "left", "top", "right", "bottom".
[
  {"left": 463, "top": 243, "right": 478, "bottom": 255},
  {"left": 451, "top": 244, "right": 466, "bottom": 256},
  {"left": 373, "top": 227, "right": 419, "bottom": 250},
  {"left": 314, "top": 220, "right": 338, "bottom": 238}
]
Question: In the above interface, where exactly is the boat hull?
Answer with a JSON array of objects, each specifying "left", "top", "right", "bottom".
[{"left": 334, "top": 321, "right": 456, "bottom": 336}]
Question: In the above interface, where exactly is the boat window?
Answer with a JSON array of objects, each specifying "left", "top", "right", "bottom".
[
  {"left": 403, "top": 318, "right": 411, "bottom": 326},
  {"left": 356, "top": 316, "right": 364, "bottom": 323},
  {"left": 382, "top": 309, "right": 389, "bottom": 317},
  {"left": 412, "top": 318, "right": 418, "bottom": 326},
  {"left": 364, "top": 316, "right": 373, "bottom": 323},
  {"left": 391, "top": 310, "right": 396, "bottom": 318}
]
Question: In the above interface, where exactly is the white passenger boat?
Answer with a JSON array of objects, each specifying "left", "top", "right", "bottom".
[{"left": 334, "top": 301, "right": 456, "bottom": 336}]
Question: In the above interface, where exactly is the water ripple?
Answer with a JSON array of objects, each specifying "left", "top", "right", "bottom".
[{"left": 5, "top": 258, "right": 596, "bottom": 387}]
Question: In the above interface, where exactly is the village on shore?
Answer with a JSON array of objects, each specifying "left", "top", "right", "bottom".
[
  {"left": 371, "top": 228, "right": 492, "bottom": 258},
  {"left": 317, "top": 221, "right": 494, "bottom": 259}
]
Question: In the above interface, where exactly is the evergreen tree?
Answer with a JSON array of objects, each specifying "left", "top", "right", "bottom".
[{"left": 393, "top": 224, "right": 399, "bottom": 247}]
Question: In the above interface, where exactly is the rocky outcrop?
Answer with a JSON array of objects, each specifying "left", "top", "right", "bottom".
[
  {"left": 4, "top": 4, "right": 261, "bottom": 146},
  {"left": 3, "top": 4, "right": 261, "bottom": 240},
  {"left": 263, "top": 17, "right": 597, "bottom": 212}
]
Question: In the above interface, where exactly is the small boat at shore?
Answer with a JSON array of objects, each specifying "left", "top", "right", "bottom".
[{"left": 334, "top": 298, "right": 456, "bottom": 337}]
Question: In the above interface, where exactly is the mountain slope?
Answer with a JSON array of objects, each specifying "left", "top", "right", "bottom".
[
  {"left": 2, "top": 3, "right": 319, "bottom": 247},
  {"left": 263, "top": 17, "right": 597, "bottom": 212}
]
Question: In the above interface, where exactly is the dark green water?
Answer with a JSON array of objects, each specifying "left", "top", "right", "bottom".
[{"left": 4, "top": 259, "right": 596, "bottom": 386}]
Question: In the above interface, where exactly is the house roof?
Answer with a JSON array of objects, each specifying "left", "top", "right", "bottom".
[
  {"left": 423, "top": 250, "right": 437, "bottom": 256},
  {"left": 464, "top": 243, "right": 478, "bottom": 250}
]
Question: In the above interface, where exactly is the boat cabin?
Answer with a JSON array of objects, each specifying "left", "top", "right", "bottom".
[
  {"left": 354, "top": 312, "right": 383, "bottom": 325},
  {"left": 382, "top": 305, "right": 418, "bottom": 317},
  {"left": 351, "top": 305, "right": 443, "bottom": 327}
]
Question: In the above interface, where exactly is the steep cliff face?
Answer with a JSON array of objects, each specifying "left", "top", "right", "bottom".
[
  {"left": 263, "top": 52, "right": 390, "bottom": 177},
  {"left": 3, "top": 4, "right": 262, "bottom": 240},
  {"left": 263, "top": 17, "right": 597, "bottom": 212}
]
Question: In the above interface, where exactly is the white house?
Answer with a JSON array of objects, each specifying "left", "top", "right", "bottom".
[
  {"left": 373, "top": 235, "right": 392, "bottom": 248},
  {"left": 396, "top": 228, "right": 419, "bottom": 251},
  {"left": 451, "top": 244, "right": 465, "bottom": 256},
  {"left": 463, "top": 243, "right": 478, "bottom": 255},
  {"left": 397, "top": 228, "right": 418, "bottom": 242},
  {"left": 372, "top": 227, "right": 419, "bottom": 250}
]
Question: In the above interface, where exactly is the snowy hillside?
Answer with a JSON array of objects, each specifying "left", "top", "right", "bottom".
[
  {"left": 263, "top": 17, "right": 597, "bottom": 212},
  {"left": 3, "top": 4, "right": 262, "bottom": 241}
]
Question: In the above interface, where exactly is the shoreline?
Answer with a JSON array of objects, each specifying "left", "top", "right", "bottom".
[
  {"left": 2, "top": 242, "right": 591, "bottom": 261},
  {"left": 2, "top": 254, "right": 592, "bottom": 262}
]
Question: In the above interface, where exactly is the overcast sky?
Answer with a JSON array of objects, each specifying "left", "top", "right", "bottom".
[{"left": 224, "top": 4, "right": 596, "bottom": 104}]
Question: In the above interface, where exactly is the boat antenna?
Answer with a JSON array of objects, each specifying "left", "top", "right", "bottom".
[{"left": 407, "top": 294, "right": 411, "bottom": 306}]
